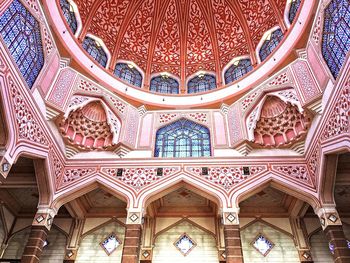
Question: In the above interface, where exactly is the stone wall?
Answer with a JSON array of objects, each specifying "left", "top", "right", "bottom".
[
  {"left": 152, "top": 221, "right": 219, "bottom": 263},
  {"left": 75, "top": 221, "right": 125, "bottom": 263},
  {"left": 241, "top": 221, "right": 299, "bottom": 263}
]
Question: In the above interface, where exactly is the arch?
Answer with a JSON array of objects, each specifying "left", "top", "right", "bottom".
[
  {"left": 137, "top": 173, "right": 228, "bottom": 210},
  {"left": 256, "top": 26, "right": 284, "bottom": 63},
  {"left": 187, "top": 72, "right": 217, "bottom": 94},
  {"left": 322, "top": 0, "right": 350, "bottom": 78},
  {"left": 232, "top": 173, "right": 320, "bottom": 209},
  {"left": 51, "top": 177, "right": 134, "bottom": 212},
  {"left": 59, "top": 0, "right": 82, "bottom": 36},
  {"left": 223, "top": 56, "right": 253, "bottom": 85},
  {"left": 0, "top": 92, "right": 8, "bottom": 149},
  {"left": 113, "top": 61, "right": 143, "bottom": 88},
  {"left": 82, "top": 34, "right": 110, "bottom": 68},
  {"left": 284, "top": 0, "right": 302, "bottom": 27},
  {"left": 154, "top": 118, "right": 211, "bottom": 158},
  {"left": 150, "top": 74, "right": 179, "bottom": 94},
  {"left": 0, "top": 0, "right": 44, "bottom": 89}
]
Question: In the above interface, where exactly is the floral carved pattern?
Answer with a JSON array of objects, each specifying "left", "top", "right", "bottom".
[
  {"left": 321, "top": 81, "right": 350, "bottom": 141},
  {"left": 268, "top": 72, "right": 289, "bottom": 86},
  {"left": 159, "top": 113, "right": 179, "bottom": 124},
  {"left": 272, "top": 165, "right": 313, "bottom": 186},
  {"left": 188, "top": 166, "right": 267, "bottom": 191},
  {"left": 60, "top": 168, "right": 96, "bottom": 187},
  {"left": 102, "top": 167, "right": 179, "bottom": 191},
  {"left": 9, "top": 76, "right": 48, "bottom": 145}
]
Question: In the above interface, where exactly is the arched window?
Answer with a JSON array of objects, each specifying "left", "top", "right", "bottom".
[
  {"left": 288, "top": 0, "right": 302, "bottom": 24},
  {"left": 150, "top": 75, "right": 179, "bottom": 94},
  {"left": 322, "top": 0, "right": 350, "bottom": 78},
  {"left": 155, "top": 118, "right": 211, "bottom": 158},
  {"left": 82, "top": 36, "right": 108, "bottom": 68},
  {"left": 114, "top": 63, "right": 143, "bottom": 88},
  {"left": 59, "top": 0, "right": 78, "bottom": 34},
  {"left": 0, "top": 0, "right": 44, "bottom": 89},
  {"left": 187, "top": 74, "right": 216, "bottom": 94},
  {"left": 224, "top": 59, "right": 253, "bottom": 84},
  {"left": 259, "top": 29, "right": 284, "bottom": 62}
]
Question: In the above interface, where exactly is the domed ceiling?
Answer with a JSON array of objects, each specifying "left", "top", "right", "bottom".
[{"left": 63, "top": 0, "right": 290, "bottom": 86}]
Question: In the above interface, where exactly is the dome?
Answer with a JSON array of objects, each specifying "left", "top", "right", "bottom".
[{"left": 46, "top": 0, "right": 311, "bottom": 107}]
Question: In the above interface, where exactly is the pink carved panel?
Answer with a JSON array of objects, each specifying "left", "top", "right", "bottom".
[
  {"left": 47, "top": 68, "right": 77, "bottom": 110},
  {"left": 39, "top": 53, "right": 60, "bottom": 95},
  {"left": 291, "top": 60, "right": 321, "bottom": 105},
  {"left": 307, "top": 43, "right": 328, "bottom": 91},
  {"left": 213, "top": 112, "right": 227, "bottom": 146},
  {"left": 139, "top": 114, "right": 153, "bottom": 148}
]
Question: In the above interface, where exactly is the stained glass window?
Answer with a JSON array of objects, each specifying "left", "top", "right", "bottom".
[
  {"left": 114, "top": 63, "right": 142, "bottom": 88},
  {"left": 259, "top": 28, "right": 284, "bottom": 62},
  {"left": 251, "top": 234, "right": 274, "bottom": 256},
  {"left": 82, "top": 36, "right": 108, "bottom": 68},
  {"left": 187, "top": 74, "right": 216, "bottom": 94},
  {"left": 322, "top": 0, "right": 350, "bottom": 78},
  {"left": 224, "top": 59, "right": 253, "bottom": 84},
  {"left": 59, "top": 0, "right": 77, "bottom": 34},
  {"left": 0, "top": 0, "right": 44, "bottom": 89},
  {"left": 100, "top": 233, "right": 122, "bottom": 255},
  {"left": 174, "top": 234, "right": 196, "bottom": 256},
  {"left": 150, "top": 75, "right": 179, "bottom": 94},
  {"left": 155, "top": 118, "right": 211, "bottom": 158},
  {"left": 288, "top": 0, "right": 302, "bottom": 24}
]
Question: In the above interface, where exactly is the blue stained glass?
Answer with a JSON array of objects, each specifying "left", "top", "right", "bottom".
[
  {"left": 114, "top": 63, "right": 143, "bottom": 88},
  {"left": 150, "top": 75, "right": 179, "bottom": 94},
  {"left": 288, "top": 0, "right": 302, "bottom": 24},
  {"left": 224, "top": 59, "right": 253, "bottom": 84},
  {"left": 0, "top": 0, "right": 44, "bottom": 89},
  {"left": 59, "top": 0, "right": 78, "bottom": 34},
  {"left": 82, "top": 36, "right": 108, "bottom": 67},
  {"left": 259, "top": 28, "right": 284, "bottom": 62},
  {"left": 322, "top": 0, "right": 350, "bottom": 78},
  {"left": 187, "top": 74, "right": 216, "bottom": 94},
  {"left": 155, "top": 118, "right": 211, "bottom": 158}
]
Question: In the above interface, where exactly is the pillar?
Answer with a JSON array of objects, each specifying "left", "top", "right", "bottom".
[
  {"left": 64, "top": 218, "right": 84, "bottom": 263},
  {"left": 316, "top": 207, "right": 350, "bottom": 263},
  {"left": 21, "top": 209, "right": 55, "bottom": 263},
  {"left": 290, "top": 216, "right": 314, "bottom": 263},
  {"left": 122, "top": 211, "right": 143, "bottom": 263},
  {"left": 222, "top": 210, "right": 244, "bottom": 263}
]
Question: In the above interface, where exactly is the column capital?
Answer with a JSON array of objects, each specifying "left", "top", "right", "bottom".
[
  {"left": 315, "top": 206, "right": 342, "bottom": 230},
  {"left": 221, "top": 208, "right": 240, "bottom": 226},
  {"left": 32, "top": 208, "right": 56, "bottom": 231},
  {"left": 126, "top": 209, "right": 144, "bottom": 225}
]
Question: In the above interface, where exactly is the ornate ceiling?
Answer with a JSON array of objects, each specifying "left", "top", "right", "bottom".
[{"left": 67, "top": 0, "right": 289, "bottom": 85}]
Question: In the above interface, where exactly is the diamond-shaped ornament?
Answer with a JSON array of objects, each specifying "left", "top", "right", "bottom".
[
  {"left": 129, "top": 213, "right": 139, "bottom": 222},
  {"left": 100, "top": 233, "right": 122, "bottom": 255},
  {"left": 226, "top": 213, "right": 236, "bottom": 223},
  {"left": 302, "top": 252, "right": 311, "bottom": 259},
  {"left": 328, "top": 214, "right": 338, "bottom": 223},
  {"left": 221, "top": 251, "right": 226, "bottom": 259},
  {"left": 251, "top": 234, "right": 274, "bottom": 256},
  {"left": 174, "top": 233, "right": 196, "bottom": 256},
  {"left": 142, "top": 250, "right": 150, "bottom": 258},
  {"left": 36, "top": 215, "right": 45, "bottom": 223}
]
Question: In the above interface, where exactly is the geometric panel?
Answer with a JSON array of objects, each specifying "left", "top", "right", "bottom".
[
  {"left": 100, "top": 233, "right": 122, "bottom": 255},
  {"left": 174, "top": 233, "right": 196, "bottom": 256},
  {"left": 251, "top": 233, "right": 274, "bottom": 256}
]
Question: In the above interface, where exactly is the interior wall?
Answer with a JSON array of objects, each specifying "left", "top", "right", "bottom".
[
  {"left": 152, "top": 221, "right": 219, "bottom": 263},
  {"left": 75, "top": 221, "right": 125, "bottom": 263},
  {"left": 310, "top": 230, "right": 333, "bottom": 263},
  {"left": 241, "top": 221, "right": 299, "bottom": 263},
  {"left": 3, "top": 227, "right": 30, "bottom": 259},
  {"left": 41, "top": 227, "right": 67, "bottom": 262}
]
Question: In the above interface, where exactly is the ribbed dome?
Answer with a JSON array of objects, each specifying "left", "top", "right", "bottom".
[
  {"left": 81, "top": 101, "right": 107, "bottom": 122},
  {"left": 67, "top": 0, "right": 291, "bottom": 85}
]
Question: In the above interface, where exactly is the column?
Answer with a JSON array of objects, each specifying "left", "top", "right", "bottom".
[
  {"left": 316, "top": 207, "right": 350, "bottom": 263},
  {"left": 290, "top": 217, "right": 314, "bottom": 263},
  {"left": 21, "top": 209, "right": 55, "bottom": 263},
  {"left": 122, "top": 211, "right": 143, "bottom": 263},
  {"left": 64, "top": 218, "right": 84, "bottom": 263},
  {"left": 222, "top": 210, "right": 244, "bottom": 263}
]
